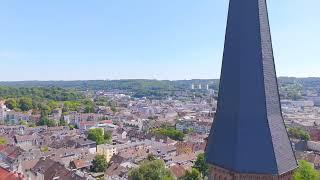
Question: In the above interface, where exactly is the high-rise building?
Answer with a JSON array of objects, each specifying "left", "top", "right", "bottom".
[{"left": 205, "top": 0, "right": 298, "bottom": 179}]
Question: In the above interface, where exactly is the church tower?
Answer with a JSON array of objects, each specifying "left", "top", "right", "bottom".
[{"left": 205, "top": 0, "right": 298, "bottom": 179}]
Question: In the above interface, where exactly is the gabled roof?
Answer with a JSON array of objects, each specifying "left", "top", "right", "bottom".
[
  {"left": 0, "top": 145, "right": 24, "bottom": 160},
  {"left": 71, "top": 159, "right": 92, "bottom": 169},
  {"left": 205, "top": 0, "right": 297, "bottom": 175},
  {"left": 0, "top": 167, "right": 24, "bottom": 180},
  {"left": 31, "top": 158, "right": 86, "bottom": 180},
  {"left": 170, "top": 164, "right": 186, "bottom": 178}
]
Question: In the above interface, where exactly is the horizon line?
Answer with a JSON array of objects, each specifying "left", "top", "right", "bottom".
[{"left": 0, "top": 76, "right": 320, "bottom": 82}]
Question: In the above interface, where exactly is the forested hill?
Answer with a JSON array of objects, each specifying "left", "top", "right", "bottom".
[
  {"left": 1, "top": 77, "right": 320, "bottom": 100},
  {"left": 0, "top": 79, "right": 220, "bottom": 91},
  {"left": 0, "top": 77, "right": 319, "bottom": 91}
]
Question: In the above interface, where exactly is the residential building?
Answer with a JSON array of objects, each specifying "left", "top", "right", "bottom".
[
  {"left": 64, "top": 112, "right": 107, "bottom": 127},
  {"left": 176, "top": 120, "right": 212, "bottom": 134},
  {"left": 27, "top": 158, "right": 86, "bottom": 180},
  {"left": 75, "top": 138, "right": 96, "bottom": 154},
  {"left": 14, "top": 134, "right": 41, "bottom": 151},
  {"left": 0, "top": 145, "right": 24, "bottom": 171},
  {"left": 0, "top": 166, "right": 25, "bottom": 180},
  {"left": 78, "top": 120, "right": 112, "bottom": 131},
  {"left": 0, "top": 103, "right": 6, "bottom": 124},
  {"left": 5, "top": 111, "right": 31, "bottom": 125},
  {"left": 97, "top": 142, "right": 145, "bottom": 163},
  {"left": 70, "top": 159, "right": 92, "bottom": 171}
]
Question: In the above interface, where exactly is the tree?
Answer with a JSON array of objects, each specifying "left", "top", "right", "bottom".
[
  {"left": 193, "top": 153, "right": 209, "bottom": 179},
  {"left": 84, "top": 105, "right": 95, "bottom": 113},
  {"left": 294, "top": 160, "right": 320, "bottom": 180},
  {"left": 154, "top": 127, "right": 185, "bottom": 141},
  {"left": 92, "top": 155, "right": 107, "bottom": 172},
  {"left": 129, "top": 160, "right": 174, "bottom": 180},
  {"left": 28, "top": 123, "right": 36, "bottom": 127},
  {"left": 37, "top": 111, "right": 56, "bottom": 127},
  {"left": 182, "top": 168, "right": 201, "bottom": 180},
  {"left": 19, "top": 120, "right": 28, "bottom": 126},
  {"left": 59, "top": 115, "right": 68, "bottom": 126},
  {"left": 104, "top": 130, "right": 112, "bottom": 144},
  {"left": 60, "top": 119, "right": 67, "bottom": 126},
  {"left": 39, "top": 103, "right": 52, "bottom": 115},
  {"left": 0, "top": 137, "right": 6, "bottom": 145},
  {"left": 147, "top": 154, "right": 156, "bottom": 161},
  {"left": 63, "top": 101, "right": 81, "bottom": 112},
  {"left": 40, "top": 146, "right": 49, "bottom": 152},
  {"left": 87, "top": 128, "right": 106, "bottom": 145},
  {"left": 5, "top": 99, "right": 17, "bottom": 110},
  {"left": 68, "top": 124, "right": 77, "bottom": 130},
  {"left": 47, "top": 100, "right": 59, "bottom": 110},
  {"left": 111, "top": 106, "right": 117, "bottom": 113},
  {"left": 19, "top": 97, "right": 33, "bottom": 111},
  {"left": 288, "top": 127, "right": 310, "bottom": 141}
]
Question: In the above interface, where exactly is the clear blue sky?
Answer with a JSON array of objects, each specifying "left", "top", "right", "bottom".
[{"left": 0, "top": 0, "right": 319, "bottom": 81}]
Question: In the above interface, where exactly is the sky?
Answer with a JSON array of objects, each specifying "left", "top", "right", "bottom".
[{"left": 0, "top": 0, "right": 319, "bottom": 81}]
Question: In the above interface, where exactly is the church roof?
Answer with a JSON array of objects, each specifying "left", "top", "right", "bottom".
[{"left": 205, "top": 0, "right": 298, "bottom": 175}]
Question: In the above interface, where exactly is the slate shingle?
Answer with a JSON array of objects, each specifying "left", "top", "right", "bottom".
[{"left": 205, "top": 0, "right": 298, "bottom": 175}]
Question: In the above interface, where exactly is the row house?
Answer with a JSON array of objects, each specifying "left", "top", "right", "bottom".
[
  {"left": 0, "top": 125, "right": 25, "bottom": 135},
  {"left": 78, "top": 120, "right": 113, "bottom": 131},
  {"left": 175, "top": 141, "right": 206, "bottom": 155},
  {"left": 5, "top": 111, "right": 32, "bottom": 125},
  {"left": 64, "top": 112, "right": 107, "bottom": 127},
  {"left": 176, "top": 120, "right": 212, "bottom": 134},
  {"left": 14, "top": 134, "right": 41, "bottom": 151},
  {"left": 26, "top": 158, "right": 86, "bottom": 180}
]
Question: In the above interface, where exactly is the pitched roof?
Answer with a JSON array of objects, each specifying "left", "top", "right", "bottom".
[
  {"left": 105, "top": 163, "right": 127, "bottom": 177},
  {"left": 0, "top": 145, "right": 24, "bottom": 160},
  {"left": 170, "top": 165, "right": 186, "bottom": 178},
  {"left": 205, "top": 0, "right": 297, "bottom": 175},
  {"left": 14, "top": 134, "right": 39, "bottom": 142},
  {"left": 31, "top": 158, "right": 86, "bottom": 180},
  {"left": 0, "top": 167, "right": 24, "bottom": 180},
  {"left": 71, "top": 159, "right": 91, "bottom": 169}
]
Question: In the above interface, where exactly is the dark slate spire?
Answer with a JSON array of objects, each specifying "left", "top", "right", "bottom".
[{"left": 205, "top": 0, "right": 297, "bottom": 175}]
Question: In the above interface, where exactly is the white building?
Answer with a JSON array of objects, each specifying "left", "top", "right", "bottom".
[
  {"left": 64, "top": 112, "right": 106, "bottom": 126},
  {"left": 5, "top": 110, "right": 31, "bottom": 125},
  {"left": 0, "top": 104, "right": 6, "bottom": 124},
  {"left": 176, "top": 120, "right": 212, "bottom": 134}
]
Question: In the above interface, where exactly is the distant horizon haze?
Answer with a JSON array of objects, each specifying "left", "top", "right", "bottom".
[{"left": 0, "top": 76, "right": 319, "bottom": 82}]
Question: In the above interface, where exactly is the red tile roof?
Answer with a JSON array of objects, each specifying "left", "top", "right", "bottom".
[
  {"left": 72, "top": 159, "right": 91, "bottom": 169},
  {"left": 0, "top": 145, "right": 24, "bottom": 159},
  {"left": 0, "top": 167, "right": 25, "bottom": 180}
]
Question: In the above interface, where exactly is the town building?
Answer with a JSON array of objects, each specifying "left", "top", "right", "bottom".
[
  {"left": 14, "top": 134, "right": 41, "bottom": 151},
  {"left": 0, "top": 103, "right": 6, "bottom": 124},
  {"left": 26, "top": 158, "right": 86, "bottom": 180},
  {"left": 176, "top": 120, "right": 212, "bottom": 134},
  {"left": 75, "top": 138, "right": 97, "bottom": 154},
  {"left": 97, "top": 142, "right": 145, "bottom": 163},
  {"left": 5, "top": 110, "right": 31, "bottom": 125},
  {"left": 0, "top": 145, "right": 24, "bottom": 172}
]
